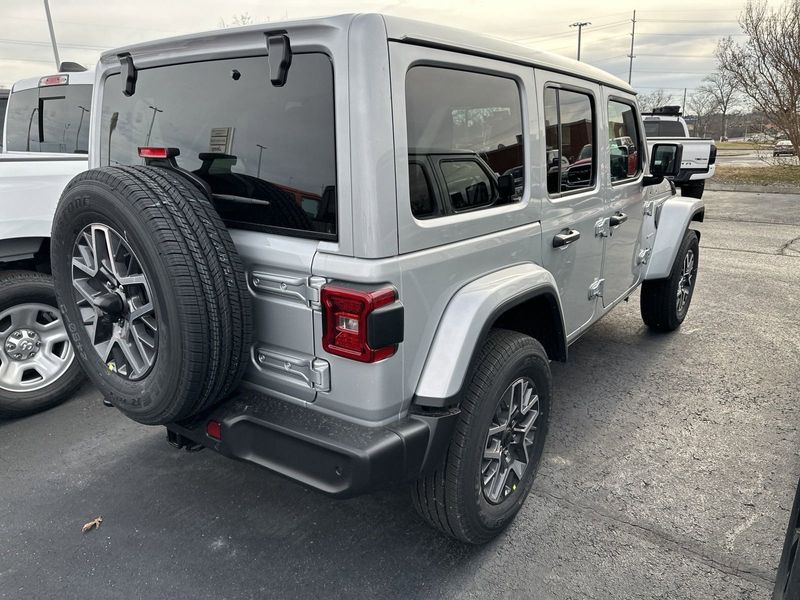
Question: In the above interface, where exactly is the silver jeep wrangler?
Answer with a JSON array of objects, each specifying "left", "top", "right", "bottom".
[{"left": 50, "top": 14, "right": 703, "bottom": 544}]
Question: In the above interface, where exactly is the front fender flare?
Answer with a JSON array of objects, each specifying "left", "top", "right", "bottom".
[
  {"left": 645, "top": 196, "right": 704, "bottom": 280},
  {"left": 413, "top": 263, "right": 565, "bottom": 408}
]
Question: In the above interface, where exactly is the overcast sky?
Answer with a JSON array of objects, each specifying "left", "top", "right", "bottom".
[{"left": 0, "top": 0, "right": 782, "bottom": 101}]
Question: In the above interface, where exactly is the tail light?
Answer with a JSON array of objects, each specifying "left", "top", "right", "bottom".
[
  {"left": 321, "top": 285, "right": 403, "bottom": 363},
  {"left": 709, "top": 145, "right": 717, "bottom": 165}
]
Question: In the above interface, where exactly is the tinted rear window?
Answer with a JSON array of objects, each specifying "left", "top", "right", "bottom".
[
  {"left": 644, "top": 120, "right": 685, "bottom": 138},
  {"left": 100, "top": 54, "right": 337, "bottom": 239},
  {"left": 5, "top": 84, "right": 92, "bottom": 153}
]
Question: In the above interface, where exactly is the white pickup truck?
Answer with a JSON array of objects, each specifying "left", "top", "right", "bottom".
[
  {"left": 643, "top": 106, "right": 716, "bottom": 199},
  {"left": 0, "top": 67, "right": 92, "bottom": 417}
]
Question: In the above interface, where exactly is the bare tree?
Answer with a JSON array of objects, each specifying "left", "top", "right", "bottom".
[
  {"left": 717, "top": 0, "right": 800, "bottom": 152},
  {"left": 698, "top": 71, "right": 739, "bottom": 139},
  {"left": 687, "top": 90, "right": 718, "bottom": 137},
  {"left": 637, "top": 89, "right": 675, "bottom": 113}
]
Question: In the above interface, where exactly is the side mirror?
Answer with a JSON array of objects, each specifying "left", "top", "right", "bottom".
[
  {"left": 497, "top": 173, "right": 515, "bottom": 199},
  {"left": 645, "top": 143, "right": 683, "bottom": 186}
]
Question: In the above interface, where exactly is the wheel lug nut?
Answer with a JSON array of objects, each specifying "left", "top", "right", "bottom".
[{"left": 12, "top": 331, "right": 22, "bottom": 339}]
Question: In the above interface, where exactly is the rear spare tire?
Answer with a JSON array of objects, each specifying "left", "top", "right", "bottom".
[{"left": 50, "top": 166, "right": 252, "bottom": 425}]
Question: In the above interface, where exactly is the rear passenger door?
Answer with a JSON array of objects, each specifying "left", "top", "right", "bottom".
[
  {"left": 601, "top": 95, "right": 647, "bottom": 306},
  {"left": 537, "top": 74, "right": 605, "bottom": 338}
]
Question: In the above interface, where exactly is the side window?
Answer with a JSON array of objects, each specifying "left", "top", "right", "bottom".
[
  {"left": 440, "top": 159, "right": 495, "bottom": 212},
  {"left": 405, "top": 66, "right": 524, "bottom": 218},
  {"left": 608, "top": 100, "right": 642, "bottom": 183},
  {"left": 0, "top": 96, "right": 8, "bottom": 150},
  {"left": 543, "top": 86, "right": 595, "bottom": 195}
]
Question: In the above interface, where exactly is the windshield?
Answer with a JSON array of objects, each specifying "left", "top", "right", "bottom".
[
  {"left": 4, "top": 84, "right": 92, "bottom": 153},
  {"left": 100, "top": 54, "right": 337, "bottom": 239},
  {"left": 644, "top": 120, "right": 686, "bottom": 138}
]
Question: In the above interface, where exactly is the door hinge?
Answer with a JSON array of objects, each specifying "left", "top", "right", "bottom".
[
  {"left": 251, "top": 272, "right": 328, "bottom": 309},
  {"left": 638, "top": 248, "right": 652, "bottom": 265},
  {"left": 595, "top": 217, "right": 610, "bottom": 238},
  {"left": 257, "top": 347, "right": 331, "bottom": 392},
  {"left": 643, "top": 200, "right": 655, "bottom": 216},
  {"left": 588, "top": 278, "right": 605, "bottom": 300}
]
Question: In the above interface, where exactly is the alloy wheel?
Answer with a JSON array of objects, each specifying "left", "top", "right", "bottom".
[
  {"left": 677, "top": 248, "right": 696, "bottom": 315},
  {"left": 71, "top": 223, "right": 158, "bottom": 380},
  {"left": 481, "top": 377, "right": 541, "bottom": 505}
]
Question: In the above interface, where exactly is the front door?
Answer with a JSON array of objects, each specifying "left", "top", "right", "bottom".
[
  {"left": 537, "top": 74, "right": 605, "bottom": 338},
  {"left": 602, "top": 96, "right": 647, "bottom": 306}
]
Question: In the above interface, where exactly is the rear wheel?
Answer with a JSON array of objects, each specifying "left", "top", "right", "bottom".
[
  {"left": 0, "top": 271, "right": 84, "bottom": 418},
  {"left": 50, "top": 166, "right": 252, "bottom": 425},
  {"left": 412, "top": 329, "right": 551, "bottom": 544}
]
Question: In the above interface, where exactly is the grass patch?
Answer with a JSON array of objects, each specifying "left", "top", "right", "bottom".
[
  {"left": 715, "top": 141, "right": 766, "bottom": 151},
  {"left": 714, "top": 164, "right": 800, "bottom": 186}
]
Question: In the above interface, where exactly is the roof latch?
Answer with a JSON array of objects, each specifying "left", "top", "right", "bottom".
[
  {"left": 265, "top": 33, "right": 292, "bottom": 87},
  {"left": 118, "top": 53, "right": 137, "bottom": 97}
]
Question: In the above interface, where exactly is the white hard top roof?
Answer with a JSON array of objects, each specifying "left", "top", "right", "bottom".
[{"left": 99, "top": 13, "right": 635, "bottom": 95}]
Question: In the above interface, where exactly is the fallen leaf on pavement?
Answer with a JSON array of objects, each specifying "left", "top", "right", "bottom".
[{"left": 82, "top": 516, "right": 103, "bottom": 534}]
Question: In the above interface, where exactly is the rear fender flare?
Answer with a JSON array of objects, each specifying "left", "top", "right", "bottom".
[{"left": 413, "top": 263, "right": 566, "bottom": 408}]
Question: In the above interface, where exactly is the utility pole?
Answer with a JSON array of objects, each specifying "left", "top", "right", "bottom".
[
  {"left": 570, "top": 21, "right": 591, "bottom": 61},
  {"left": 682, "top": 88, "right": 687, "bottom": 115},
  {"left": 145, "top": 105, "right": 163, "bottom": 147},
  {"left": 627, "top": 10, "right": 636, "bottom": 84},
  {"left": 43, "top": 0, "right": 61, "bottom": 70}
]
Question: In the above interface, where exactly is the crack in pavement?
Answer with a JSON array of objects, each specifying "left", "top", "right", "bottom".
[
  {"left": 779, "top": 235, "right": 800, "bottom": 256},
  {"left": 700, "top": 244, "right": 800, "bottom": 257},
  {"left": 533, "top": 488, "right": 775, "bottom": 589}
]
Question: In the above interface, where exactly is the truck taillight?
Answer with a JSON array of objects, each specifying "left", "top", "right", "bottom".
[
  {"left": 321, "top": 285, "right": 401, "bottom": 363},
  {"left": 39, "top": 75, "right": 68, "bottom": 87}
]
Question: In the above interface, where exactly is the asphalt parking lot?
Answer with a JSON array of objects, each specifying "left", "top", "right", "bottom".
[{"left": 1, "top": 189, "right": 798, "bottom": 600}]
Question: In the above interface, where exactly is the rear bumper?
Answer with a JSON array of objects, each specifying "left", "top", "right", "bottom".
[
  {"left": 166, "top": 390, "right": 459, "bottom": 498},
  {"left": 675, "top": 168, "right": 710, "bottom": 183}
]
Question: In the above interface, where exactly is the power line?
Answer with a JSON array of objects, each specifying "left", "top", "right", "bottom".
[{"left": 0, "top": 37, "right": 108, "bottom": 51}]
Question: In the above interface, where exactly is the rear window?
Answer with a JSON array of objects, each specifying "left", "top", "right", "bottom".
[
  {"left": 100, "top": 54, "right": 337, "bottom": 239},
  {"left": 643, "top": 120, "right": 685, "bottom": 138},
  {"left": 4, "top": 84, "right": 92, "bottom": 153}
]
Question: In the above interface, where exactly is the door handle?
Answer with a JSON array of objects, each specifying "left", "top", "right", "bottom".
[
  {"left": 553, "top": 229, "right": 581, "bottom": 248},
  {"left": 610, "top": 212, "right": 628, "bottom": 227}
]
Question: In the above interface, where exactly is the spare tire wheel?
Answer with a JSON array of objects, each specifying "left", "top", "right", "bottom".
[{"left": 50, "top": 166, "right": 252, "bottom": 425}]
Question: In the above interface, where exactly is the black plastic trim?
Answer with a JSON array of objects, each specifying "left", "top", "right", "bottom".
[
  {"left": 367, "top": 301, "right": 404, "bottom": 348},
  {"left": 166, "top": 390, "right": 460, "bottom": 498},
  {"left": 118, "top": 53, "right": 137, "bottom": 97}
]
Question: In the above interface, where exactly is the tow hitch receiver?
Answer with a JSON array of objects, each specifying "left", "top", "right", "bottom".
[{"left": 166, "top": 428, "right": 204, "bottom": 452}]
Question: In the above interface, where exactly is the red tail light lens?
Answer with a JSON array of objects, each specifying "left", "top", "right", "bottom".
[{"left": 321, "top": 285, "right": 397, "bottom": 363}]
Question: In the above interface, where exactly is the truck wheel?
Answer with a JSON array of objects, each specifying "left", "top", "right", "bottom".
[
  {"left": 640, "top": 230, "right": 699, "bottom": 332},
  {"left": 412, "top": 329, "right": 551, "bottom": 544},
  {"left": 0, "top": 271, "right": 84, "bottom": 418},
  {"left": 50, "top": 166, "right": 252, "bottom": 425},
  {"left": 681, "top": 181, "right": 705, "bottom": 199}
]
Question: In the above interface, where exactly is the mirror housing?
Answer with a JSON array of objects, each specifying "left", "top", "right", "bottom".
[
  {"left": 644, "top": 143, "right": 683, "bottom": 186},
  {"left": 497, "top": 173, "right": 515, "bottom": 199}
]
